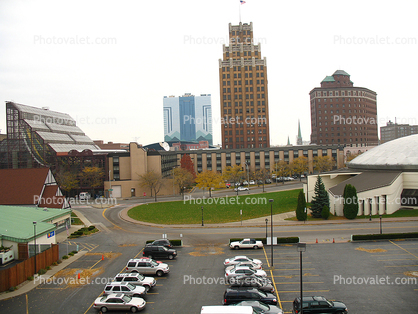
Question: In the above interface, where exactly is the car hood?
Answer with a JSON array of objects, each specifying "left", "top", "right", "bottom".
[{"left": 332, "top": 301, "right": 347, "bottom": 309}]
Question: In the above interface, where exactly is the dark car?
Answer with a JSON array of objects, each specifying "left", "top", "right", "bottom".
[
  {"left": 229, "top": 275, "right": 275, "bottom": 293},
  {"left": 232, "top": 301, "right": 283, "bottom": 314},
  {"left": 146, "top": 239, "right": 173, "bottom": 248},
  {"left": 292, "top": 296, "right": 348, "bottom": 314},
  {"left": 143, "top": 245, "right": 177, "bottom": 260},
  {"left": 223, "top": 287, "right": 277, "bottom": 305}
]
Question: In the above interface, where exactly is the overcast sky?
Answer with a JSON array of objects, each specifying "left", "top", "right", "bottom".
[{"left": 0, "top": 0, "right": 417, "bottom": 146}]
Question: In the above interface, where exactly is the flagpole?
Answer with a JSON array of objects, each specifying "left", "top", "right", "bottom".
[{"left": 239, "top": 2, "right": 241, "bottom": 23}]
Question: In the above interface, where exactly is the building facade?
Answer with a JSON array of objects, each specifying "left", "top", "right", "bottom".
[
  {"left": 309, "top": 70, "right": 378, "bottom": 146},
  {"left": 219, "top": 22, "right": 270, "bottom": 149},
  {"left": 380, "top": 120, "right": 418, "bottom": 144},
  {"left": 163, "top": 94, "right": 213, "bottom": 145}
]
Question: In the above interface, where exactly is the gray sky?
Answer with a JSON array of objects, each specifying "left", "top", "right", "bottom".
[{"left": 0, "top": 0, "right": 417, "bottom": 146}]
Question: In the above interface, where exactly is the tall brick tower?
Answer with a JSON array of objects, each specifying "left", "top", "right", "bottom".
[{"left": 219, "top": 22, "right": 270, "bottom": 149}]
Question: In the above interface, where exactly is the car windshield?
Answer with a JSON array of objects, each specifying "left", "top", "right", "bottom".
[
  {"left": 258, "top": 290, "right": 267, "bottom": 297},
  {"left": 161, "top": 246, "right": 168, "bottom": 251},
  {"left": 127, "top": 283, "right": 136, "bottom": 290},
  {"left": 137, "top": 274, "right": 145, "bottom": 280},
  {"left": 150, "top": 260, "right": 159, "bottom": 266},
  {"left": 256, "top": 302, "right": 269, "bottom": 311},
  {"left": 122, "top": 295, "right": 132, "bottom": 303}
]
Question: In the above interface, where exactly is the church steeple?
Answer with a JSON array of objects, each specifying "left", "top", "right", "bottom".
[{"left": 297, "top": 119, "right": 302, "bottom": 145}]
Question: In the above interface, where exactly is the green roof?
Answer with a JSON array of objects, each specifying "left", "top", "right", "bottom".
[
  {"left": 0, "top": 205, "right": 71, "bottom": 243},
  {"left": 321, "top": 76, "right": 335, "bottom": 83}
]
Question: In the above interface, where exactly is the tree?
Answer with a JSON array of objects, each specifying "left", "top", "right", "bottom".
[
  {"left": 180, "top": 154, "right": 196, "bottom": 178},
  {"left": 195, "top": 170, "right": 223, "bottom": 197},
  {"left": 310, "top": 175, "right": 329, "bottom": 218},
  {"left": 322, "top": 205, "right": 330, "bottom": 220},
  {"left": 291, "top": 156, "right": 308, "bottom": 180},
  {"left": 222, "top": 165, "right": 245, "bottom": 195},
  {"left": 56, "top": 170, "right": 79, "bottom": 196},
  {"left": 296, "top": 190, "right": 307, "bottom": 221},
  {"left": 313, "top": 156, "right": 335, "bottom": 173},
  {"left": 343, "top": 184, "right": 359, "bottom": 219},
  {"left": 254, "top": 168, "right": 270, "bottom": 192},
  {"left": 81, "top": 167, "right": 104, "bottom": 196},
  {"left": 346, "top": 152, "right": 363, "bottom": 163},
  {"left": 173, "top": 167, "right": 194, "bottom": 197},
  {"left": 138, "top": 170, "right": 164, "bottom": 202},
  {"left": 273, "top": 160, "right": 290, "bottom": 184}
]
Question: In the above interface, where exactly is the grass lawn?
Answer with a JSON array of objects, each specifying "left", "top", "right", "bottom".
[
  {"left": 128, "top": 189, "right": 302, "bottom": 224},
  {"left": 71, "top": 212, "right": 83, "bottom": 225}
]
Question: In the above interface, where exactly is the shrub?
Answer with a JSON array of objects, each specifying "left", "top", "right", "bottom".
[
  {"left": 71, "top": 250, "right": 78, "bottom": 254},
  {"left": 352, "top": 232, "right": 418, "bottom": 241},
  {"left": 45, "top": 266, "right": 51, "bottom": 270},
  {"left": 57, "top": 259, "right": 62, "bottom": 264},
  {"left": 170, "top": 239, "right": 182, "bottom": 247},
  {"left": 62, "top": 255, "right": 69, "bottom": 259},
  {"left": 296, "top": 190, "right": 307, "bottom": 221},
  {"left": 88, "top": 225, "right": 95, "bottom": 231},
  {"left": 27, "top": 276, "right": 34, "bottom": 281},
  {"left": 37, "top": 269, "right": 47, "bottom": 275},
  {"left": 322, "top": 205, "right": 330, "bottom": 220},
  {"left": 52, "top": 262, "right": 58, "bottom": 266},
  {"left": 343, "top": 184, "right": 359, "bottom": 219},
  {"left": 68, "top": 252, "right": 74, "bottom": 256},
  {"left": 9, "top": 286, "right": 16, "bottom": 292}
]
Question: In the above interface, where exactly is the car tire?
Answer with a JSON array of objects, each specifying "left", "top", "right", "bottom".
[
  {"left": 130, "top": 306, "right": 138, "bottom": 313},
  {"left": 234, "top": 246, "right": 239, "bottom": 250},
  {"left": 101, "top": 307, "right": 108, "bottom": 313},
  {"left": 168, "top": 254, "right": 174, "bottom": 260},
  {"left": 144, "top": 285, "right": 151, "bottom": 291},
  {"left": 156, "top": 270, "right": 164, "bottom": 277},
  {"left": 253, "top": 246, "right": 258, "bottom": 249}
]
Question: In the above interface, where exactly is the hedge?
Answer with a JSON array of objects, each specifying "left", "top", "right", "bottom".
[{"left": 352, "top": 232, "right": 418, "bottom": 241}]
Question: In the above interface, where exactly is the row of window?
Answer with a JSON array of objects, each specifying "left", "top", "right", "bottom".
[
  {"left": 222, "top": 101, "right": 267, "bottom": 107},
  {"left": 222, "top": 65, "right": 265, "bottom": 72},
  {"left": 316, "top": 90, "right": 366, "bottom": 97},
  {"left": 225, "top": 51, "right": 259, "bottom": 58},
  {"left": 222, "top": 86, "right": 265, "bottom": 93}
]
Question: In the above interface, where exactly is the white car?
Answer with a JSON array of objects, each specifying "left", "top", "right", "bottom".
[
  {"left": 223, "top": 256, "right": 263, "bottom": 268},
  {"left": 93, "top": 293, "right": 146, "bottom": 313},
  {"left": 230, "top": 238, "right": 263, "bottom": 250},
  {"left": 249, "top": 180, "right": 255, "bottom": 185},
  {"left": 225, "top": 265, "right": 267, "bottom": 281},
  {"left": 225, "top": 261, "right": 262, "bottom": 272},
  {"left": 234, "top": 186, "right": 249, "bottom": 191}
]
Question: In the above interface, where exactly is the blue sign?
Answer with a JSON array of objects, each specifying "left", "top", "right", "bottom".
[{"left": 47, "top": 231, "right": 55, "bottom": 238}]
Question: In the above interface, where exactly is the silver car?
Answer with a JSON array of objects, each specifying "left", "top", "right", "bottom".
[
  {"left": 113, "top": 272, "right": 156, "bottom": 290},
  {"left": 225, "top": 260, "right": 263, "bottom": 272},
  {"left": 225, "top": 265, "right": 267, "bottom": 281},
  {"left": 103, "top": 282, "right": 147, "bottom": 297},
  {"left": 93, "top": 293, "right": 146, "bottom": 313},
  {"left": 224, "top": 256, "right": 263, "bottom": 268}
]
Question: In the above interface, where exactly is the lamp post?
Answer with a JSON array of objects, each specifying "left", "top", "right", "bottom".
[
  {"left": 269, "top": 199, "right": 274, "bottom": 266},
  {"left": 201, "top": 206, "right": 204, "bottom": 226},
  {"left": 33, "top": 221, "right": 37, "bottom": 275},
  {"left": 297, "top": 243, "right": 307, "bottom": 314},
  {"left": 265, "top": 218, "right": 268, "bottom": 239},
  {"left": 380, "top": 214, "right": 382, "bottom": 234}
]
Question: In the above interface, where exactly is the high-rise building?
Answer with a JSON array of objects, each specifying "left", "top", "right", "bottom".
[
  {"left": 380, "top": 120, "right": 418, "bottom": 144},
  {"left": 309, "top": 70, "right": 378, "bottom": 146},
  {"left": 219, "top": 22, "right": 270, "bottom": 149},
  {"left": 163, "top": 93, "right": 212, "bottom": 145}
]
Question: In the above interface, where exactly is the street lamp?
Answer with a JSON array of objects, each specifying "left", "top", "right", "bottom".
[
  {"left": 265, "top": 218, "right": 268, "bottom": 239},
  {"left": 33, "top": 221, "right": 37, "bottom": 276},
  {"left": 297, "top": 243, "right": 307, "bottom": 314},
  {"left": 201, "top": 206, "right": 204, "bottom": 226},
  {"left": 269, "top": 199, "right": 274, "bottom": 266},
  {"left": 380, "top": 214, "right": 382, "bottom": 234}
]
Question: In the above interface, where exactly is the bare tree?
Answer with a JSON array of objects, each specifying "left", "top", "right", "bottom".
[{"left": 138, "top": 170, "right": 164, "bottom": 202}]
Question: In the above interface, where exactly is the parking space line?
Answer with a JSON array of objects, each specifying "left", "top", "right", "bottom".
[
  {"left": 273, "top": 268, "right": 315, "bottom": 271},
  {"left": 384, "top": 265, "right": 418, "bottom": 267},
  {"left": 275, "top": 282, "right": 324, "bottom": 284},
  {"left": 389, "top": 240, "right": 418, "bottom": 259},
  {"left": 262, "top": 247, "right": 282, "bottom": 310},
  {"left": 278, "top": 290, "right": 329, "bottom": 293},
  {"left": 378, "top": 259, "right": 416, "bottom": 261}
]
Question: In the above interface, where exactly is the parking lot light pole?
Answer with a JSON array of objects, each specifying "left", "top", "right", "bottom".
[
  {"left": 33, "top": 221, "right": 37, "bottom": 275},
  {"left": 201, "top": 206, "right": 204, "bottom": 226},
  {"left": 269, "top": 199, "right": 274, "bottom": 266},
  {"left": 265, "top": 218, "right": 268, "bottom": 239},
  {"left": 297, "top": 243, "right": 307, "bottom": 314},
  {"left": 380, "top": 214, "right": 382, "bottom": 234}
]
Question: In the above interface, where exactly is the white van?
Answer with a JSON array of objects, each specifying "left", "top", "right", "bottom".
[{"left": 200, "top": 305, "right": 256, "bottom": 314}]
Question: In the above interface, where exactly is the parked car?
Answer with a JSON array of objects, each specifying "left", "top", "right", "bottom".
[
  {"left": 292, "top": 296, "right": 348, "bottom": 314},
  {"left": 225, "top": 265, "right": 267, "bottom": 281},
  {"left": 113, "top": 272, "right": 156, "bottom": 290},
  {"left": 249, "top": 180, "right": 255, "bottom": 185},
  {"left": 126, "top": 258, "right": 170, "bottom": 276},
  {"left": 225, "top": 260, "right": 262, "bottom": 271},
  {"left": 243, "top": 181, "right": 249, "bottom": 185},
  {"left": 93, "top": 293, "right": 146, "bottom": 313},
  {"left": 232, "top": 301, "right": 283, "bottom": 314},
  {"left": 234, "top": 186, "right": 249, "bottom": 191},
  {"left": 265, "top": 179, "right": 272, "bottom": 184},
  {"left": 230, "top": 239, "right": 263, "bottom": 250},
  {"left": 79, "top": 192, "right": 90, "bottom": 200},
  {"left": 224, "top": 256, "right": 263, "bottom": 268},
  {"left": 146, "top": 238, "right": 173, "bottom": 248},
  {"left": 103, "top": 282, "right": 147, "bottom": 297},
  {"left": 143, "top": 245, "right": 177, "bottom": 260},
  {"left": 229, "top": 275, "right": 275, "bottom": 294},
  {"left": 223, "top": 287, "right": 278, "bottom": 305},
  {"left": 201, "top": 305, "right": 256, "bottom": 314}
]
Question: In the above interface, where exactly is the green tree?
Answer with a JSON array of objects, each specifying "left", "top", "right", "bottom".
[
  {"left": 195, "top": 170, "right": 223, "bottom": 197},
  {"left": 81, "top": 167, "right": 104, "bottom": 195},
  {"left": 56, "top": 170, "right": 79, "bottom": 196},
  {"left": 343, "top": 184, "right": 359, "bottom": 219},
  {"left": 296, "top": 190, "right": 307, "bottom": 221},
  {"left": 310, "top": 175, "right": 329, "bottom": 218},
  {"left": 322, "top": 205, "right": 330, "bottom": 220}
]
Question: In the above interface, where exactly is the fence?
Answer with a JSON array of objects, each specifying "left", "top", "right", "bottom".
[{"left": 0, "top": 244, "right": 59, "bottom": 293}]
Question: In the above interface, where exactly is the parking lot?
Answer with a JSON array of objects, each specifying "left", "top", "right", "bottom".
[{"left": 0, "top": 239, "right": 417, "bottom": 313}]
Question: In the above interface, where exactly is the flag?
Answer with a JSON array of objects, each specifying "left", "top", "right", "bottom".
[{"left": 240, "top": 0, "right": 246, "bottom": 4}]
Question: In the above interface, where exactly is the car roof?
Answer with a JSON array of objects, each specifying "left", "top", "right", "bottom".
[
  {"left": 128, "top": 258, "right": 152, "bottom": 262},
  {"left": 227, "top": 287, "right": 258, "bottom": 292},
  {"left": 115, "top": 273, "right": 139, "bottom": 277},
  {"left": 103, "top": 293, "right": 124, "bottom": 298},
  {"left": 106, "top": 282, "right": 132, "bottom": 286}
]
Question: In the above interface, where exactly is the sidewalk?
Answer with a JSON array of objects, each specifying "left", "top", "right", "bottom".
[{"left": 0, "top": 250, "right": 88, "bottom": 301}]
